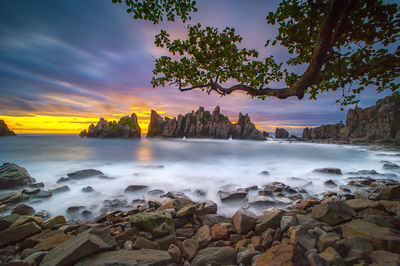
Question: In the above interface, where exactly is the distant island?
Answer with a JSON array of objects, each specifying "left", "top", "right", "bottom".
[{"left": 0, "top": 120, "right": 16, "bottom": 137}]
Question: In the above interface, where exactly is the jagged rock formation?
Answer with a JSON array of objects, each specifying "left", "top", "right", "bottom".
[
  {"left": 79, "top": 114, "right": 141, "bottom": 139},
  {"left": 303, "top": 92, "right": 400, "bottom": 144},
  {"left": 0, "top": 120, "right": 16, "bottom": 136},
  {"left": 275, "top": 128, "right": 289, "bottom": 139},
  {"left": 147, "top": 106, "right": 267, "bottom": 140}
]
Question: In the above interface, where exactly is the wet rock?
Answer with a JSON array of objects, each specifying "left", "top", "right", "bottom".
[
  {"left": 210, "top": 222, "right": 234, "bottom": 241},
  {"left": 0, "top": 214, "right": 20, "bottom": 231},
  {"left": 247, "top": 195, "right": 275, "bottom": 206},
  {"left": 22, "top": 187, "right": 41, "bottom": 195},
  {"left": 32, "top": 191, "right": 52, "bottom": 199},
  {"left": 147, "top": 189, "right": 164, "bottom": 196},
  {"left": 103, "top": 199, "right": 128, "bottom": 209},
  {"left": 48, "top": 185, "right": 70, "bottom": 193},
  {"left": 281, "top": 215, "right": 297, "bottom": 231},
  {"left": 343, "top": 236, "right": 373, "bottom": 255},
  {"left": 11, "top": 204, "right": 34, "bottom": 216},
  {"left": 219, "top": 189, "right": 247, "bottom": 201},
  {"left": 42, "top": 215, "right": 66, "bottom": 229},
  {"left": 232, "top": 209, "right": 256, "bottom": 234},
  {"left": 378, "top": 185, "right": 400, "bottom": 200},
  {"left": 307, "top": 253, "right": 329, "bottom": 266},
  {"left": 132, "top": 236, "right": 160, "bottom": 249},
  {"left": 369, "top": 250, "right": 400, "bottom": 265},
  {"left": 259, "top": 170, "right": 269, "bottom": 175},
  {"left": 0, "top": 222, "right": 41, "bottom": 246},
  {"left": 28, "top": 182, "right": 45, "bottom": 188},
  {"left": 193, "top": 189, "right": 206, "bottom": 196},
  {"left": 11, "top": 215, "right": 42, "bottom": 228},
  {"left": 255, "top": 209, "right": 285, "bottom": 234},
  {"left": 124, "top": 185, "right": 148, "bottom": 193},
  {"left": 41, "top": 227, "right": 116, "bottom": 265},
  {"left": 75, "top": 249, "right": 172, "bottom": 266},
  {"left": 22, "top": 251, "right": 47, "bottom": 265},
  {"left": 181, "top": 238, "right": 199, "bottom": 260},
  {"left": 191, "top": 246, "right": 236, "bottom": 266},
  {"left": 313, "top": 168, "right": 342, "bottom": 175},
  {"left": 311, "top": 200, "right": 355, "bottom": 226},
  {"left": 67, "top": 169, "right": 104, "bottom": 179},
  {"left": 81, "top": 186, "right": 94, "bottom": 193},
  {"left": 299, "top": 197, "right": 320, "bottom": 210},
  {"left": 383, "top": 162, "right": 400, "bottom": 170},
  {"left": 66, "top": 206, "right": 85, "bottom": 214},
  {"left": 56, "top": 177, "right": 70, "bottom": 183},
  {"left": 130, "top": 211, "right": 174, "bottom": 237},
  {"left": 163, "top": 191, "right": 191, "bottom": 200},
  {"left": 158, "top": 198, "right": 193, "bottom": 212},
  {"left": 346, "top": 198, "right": 383, "bottom": 211},
  {"left": 237, "top": 248, "right": 262, "bottom": 265},
  {"left": 194, "top": 225, "right": 211, "bottom": 249},
  {"left": 254, "top": 242, "right": 297, "bottom": 265},
  {"left": 290, "top": 225, "right": 315, "bottom": 250},
  {"left": 324, "top": 179, "right": 337, "bottom": 187},
  {"left": 0, "top": 163, "right": 36, "bottom": 189},
  {"left": 195, "top": 200, "right": 217, "bottom": 216}
]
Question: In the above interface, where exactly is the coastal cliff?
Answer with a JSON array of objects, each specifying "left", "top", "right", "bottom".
[
  {"left": 303, "top": 92, "right": 400, "bottom": 144},
  {"left": 79, "top": 113, "right": 141, "bottom": 138},
  {"left": 147, "top": 106, "right": 267, "bottom": 140},
  {"left": 0, "top": 120, "right": 16, "bottom": 137}
]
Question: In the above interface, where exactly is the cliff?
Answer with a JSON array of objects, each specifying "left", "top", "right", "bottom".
[
  {"left": 302, "top": 92, "right": 400, "bottom": 144},
  {"left": 0, "top": 120, "right": 16, "bottom": 136},
  {"left": 147, "top": 106, "right": 267, "bottom": 140},
  {"left": 79, "top": 113, "right": 141, "bottom": 138}
]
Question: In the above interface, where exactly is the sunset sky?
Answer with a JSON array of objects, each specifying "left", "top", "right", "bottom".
[{"left": 0, "top": 0, "right": 394, "bottom": 135}]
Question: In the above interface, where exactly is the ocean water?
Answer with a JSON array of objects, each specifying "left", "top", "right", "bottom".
[{"left": 0, "top": 135, "right": 399, "bottom": 218}]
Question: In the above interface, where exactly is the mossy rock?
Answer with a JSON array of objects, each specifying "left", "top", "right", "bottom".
[{"left": 130, "top": 211, "right": 174, "bottom": 237}]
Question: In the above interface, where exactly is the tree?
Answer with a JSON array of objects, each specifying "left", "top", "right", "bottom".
[{"left": 113, "top": 0, "right": 400, "bottom": 106}]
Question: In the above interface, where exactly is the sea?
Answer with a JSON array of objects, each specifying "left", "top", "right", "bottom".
[{"left": 0, "top": 134, "right": 399, "bottom": 219}]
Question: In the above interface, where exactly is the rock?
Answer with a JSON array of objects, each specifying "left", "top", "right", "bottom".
[
  {"left": 383, "top": 162, "right": 400, "bottom": 170},
  {"left": 346, "top": 198, "right": 383, "bottom": 211},
  {"left": 255, "top": 209, "right": 285, "bottom": 234},
  {"left": 341, "top": 219, "right": 400, "bottom": 252},
  {"left": 195, "top": 225, "right": 211, "bottom": 248},
  {"left": 103, "top": 198, "right": 128, "bottom": 209},
  {"left": 66, "top": 206, "right": 85, "bottom": 213},
  {"left": 312, "top": 168, "right": 342, "bottom": 175},
  {"left": 158, "top": 198, "right": 193, "bottom": 212},
  {"left": 130, "top": 211, "right": 174, "bottom": 237},
  {"left": 369, "top": 250, "right": 400, "bottom": 265},
  {"left": 181, "top": 239, "right": 199, "bottom": 260},
  {"left": 290, "top": 225, "right": 315, "bottom": 250},
  {"left": 254, "top": 242, "right": 297, "bottom": 265},
  {"left": 307, "top": 253, "right": 329, "bottom": 266},
  {"left": 22, "top": 251, "right": 47, "bottom": 265},
  {"left": 219, "top": 189, "right": 247, "bottom": 201},
  {"left": 247, "top": 195, "right": 275, "bottom": 206},
  {"left": 232, "top": 209, "right": 256, "bottom": 234},
  {"left": 154, "top": 233, "right": 177, "bottom": 250},
  {"left": 195, "top": 200, "right": 217, "bottom": 216},
  {"left": 343, "top": 236, "right": 373, "bottom": 255},
  {"left": 32, "top": 191, "right": 52, "bottom": 199},
  {"left": 75, "top": 249, "right": 172, "bottom": 265},
  {"left": 176, "top": 228, "right": 194, "bottom": 238},
  {"left": 42, "top": 215, "right": 66, "bottom": 229},
  {"left": 0, "top": 222, "right": 41, "bottom": 246},
  {"left": 175, "top": 204, "right": 196, "bottom": 217},
  {"left": 311, "top": 200, "right": 355, "bottom": 226},
  {"left": 11, "top": 204, "right": 34, "bottom": 215},
  {"left": 237, "top": 249, "right": 262, "bottom": 265},
  {"left": 132, "top": 236, "right": 160, "bottom": 249},
  {"left": 0, "top": 214, "right": 20, "bottom": 231},
  {"left": 210, "top": 223, "right": 234, "bottom": 241},
  {"left": 48, "top": 185, "right": 70, "bottom": 193},
  {"left": 81, "top": 186, "right": 94, "bottom": 193},
  {"left": 275, "top": 128, "right": 289, "bottom": 138},
  {"left": 324, "top": 179, "right": 337, "bottom": 187},
  {"left": 56, "top": 177, "right": 70, "bottom": 183},
  {"left": 302, "top": 123, "right": 344, "bottom": 140},
  {"left": 281, "top": 215, "right": 297, "bottom": 231},
  {"left": 0, "top": 120, "right": 16, "bottom": 136},
  {"left": 67, "top": 169, "right": 104, "bottom": 179},
  {"left": 319, "top": 247, "right": 345, "bottom": 266},
  {"left": 299, "top": 197, "right": 320, "bottom": 210},
  {"left": 378, "top": 185, "right": 400, "bottom": 200},
  {"left": 28, "top": 182, "right": 45, "bottom": 188},
  {"left": 22, "top": 187, "right": 41, "bottom": 195},
  {"left": 260, "top": 170, "right": 269, "bottom": 175},
  {"left": 199, "top": 214, "right": 231, "bottom": 227},
  {"left": 0, "top": 163, "right": 36, "bottom": 189},
  {"left": 191, "top": 246, "right": 236, "bottom": 266},
  {"left": 124, "top": 185, "right": 148, "bottom": 193},
  {"left": 25, "top": 230, "right": 72, "bottom": 252},
  {"left": 168, "top": 243, "right": 181, "bottom": 263},
  {"left": 41, "top": 227, "right": 116, "bottom": 265},
  {"left": 80, "top": 113, "right": 141, "bottom": 139},
  {"left": 11, "top": 215, "right": 42, "bottom": 228},
  {"left": 317, "top": 233, "right": 341, "bottom": 252},
  {"left": 162, "top": 191, "right": 191, "bottom": 200}
]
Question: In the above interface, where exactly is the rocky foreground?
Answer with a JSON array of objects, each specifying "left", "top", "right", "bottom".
[
  {"left": 0, "top": 164, "right": 400, "bottom": 265},
  {"left": 0, "top": 120, "right": 16, "bottom": 137}
]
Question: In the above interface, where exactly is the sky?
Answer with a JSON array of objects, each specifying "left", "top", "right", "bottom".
[{"left": 0, "top": 0, "right": 395, "bottom": 135}]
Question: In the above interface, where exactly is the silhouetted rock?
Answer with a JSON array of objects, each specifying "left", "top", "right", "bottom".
[
  {"left": 0, "top": 120, "right": 16, "bottom": 136},
  {"left": 147, "top": 106, "right": 266, "bottom": 140},
  {"left": 80, "top": 113, "right": 140, "bottom": 138},
  {"left": 275, "top": 128, "right": 289, "bottom": 138}
]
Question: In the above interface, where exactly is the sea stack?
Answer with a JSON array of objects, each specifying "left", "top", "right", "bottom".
[
  {"left": 79, "top": 113, "right": 141, "bottom": 138},
  {"left": 0, "top": 120, "right": 16, "bottom": 136}
]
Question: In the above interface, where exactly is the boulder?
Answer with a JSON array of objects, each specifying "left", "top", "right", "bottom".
[
  {"left": 195, "top": 200, "right": 217, "bottom": 216},
  {"left": 124, "top": 185, "right": 148, "bottom": 193},
  {"left": 232, "top": 209, "right": 256, "bottom": 234},
  {"left": 253, "top": 243, "right": 297, "bottom": 265},
  {"left": 311, "top": 200, "right": 355, "bottom": 226},
  {"left": 181, "top": 238, "right": 199, "bottom": 260},
  {"left": 24, "top": 230, "right": 72, "bottom": 252},
  {"left": 0, "top": 221, "right": 41, "bottom": 246},
  {"left": 281, "top": 215, "right": 297, "bottom": 231},
  {"left": 67, "top": 169, "right": 104, "bottom": 179},
  {"left": 168, "top": 243, "right": 181, "bottom": 263},
  {"left": 255, "top": 209, "right": 285, "bottom": 234},
  {"left": 42, "top": 216, "right": 67, "bottom": 229},
  {"left": 0, "top": 213, "right": 20, "bottom": 231},
  {"left": 75, "top": 249, "right": 172, "bottom": 266},
  {"left": 41, "top": 227, "right": 116, "bottom": 265},
  {"left": 199, "top": 214, "right": 231, "bottom": 227},
  {"left": 237, "top": 249, "right": 262, "bottom": 265},
  {"left": 319, "top": 247, "right": 345, "bottom": 266},
  {"left": 312, "top": 168, "right": 342, "bottom": 175},
  {"left": 132, "top": 237, "right": 159, "bottom": 249},
  {"left": 11, "top": 204, "right": 34, "bottom": 215},
  {"left": 275, "top": 128, "right": 289, "bottom": 138},
  {"left": 191, "top": 246, "right": 236, "bottom": 266},
  {"left": 346, "top": 198, "right": 383, "bottom": 211},
  {"left": 290, "top": 225, "right": 316, "bottom": 250},
  {"left": 195, "top": 225, "right": 211, "bottom": 248},
  {"left": 210, "top": 222, "right": 235, "bottom": 241},
  {"left": 369, "top": 250, "right": 400, "bottom": 265},
  {"left": 219, "top": 189, "right": 247, "bottom": 201},
  {"left": 130, "top": 211, "right": 174, "bottom": 237},
  {"left": 48, "top": 185, "right": 70, "bottom": 193},
  {"left": 81, "top": 186, "right": 94, "bottom": 193},
  {"left": 0, "top": 163, "right": 36, "bottom": 189}
]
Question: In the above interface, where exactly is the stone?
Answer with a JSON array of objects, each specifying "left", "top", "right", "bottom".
[
  {"left": 281, "top": 215, "right": 297, "bottom": 231},
  {"left": 56, "top": 177, "right": 70, "bottom": 183},
  {"left": 378, "top": 185, "right": 400, "bottom": 200},
  {"left": 199, "top": 214, "right": 231, "bottom": 227},
  {"left": 232, "top": 209, "right": 256, "bottom": 234},
  {"left": 158, "top": 198, "right": 193, "bottom": 211},
  {"left": 343, "top": 236, "right": 373, "bottom": 255},
  {"left": 67, "top": 169, "right": 104, "bottom": 179},
  {"left": 254, "top": 242, "right": 297, "bottom": 265},
  {"left": 346, "top": 198, "right": 383, "bottom": 211},
  {"left": 181, "top": 238, "right": 198, "bottom": 260},
  {"left": 342, "top": 219, "right": 400, "bottom": 252},
  {"left": 41, "top": 227, "right": 116, "bottom": 265},
  {"left": 296, "top": 214, "right": 320, "bottom": 229},
  {"left": 369, "top": 250, "right": 400, "bottom": 265},
  {"left": 154, "top": 233, "right": 177, "bottom": 250},
  {"left": 32, "top": 191, "right": 52, "bottom": 199},
  {"left": 290, "top": 225, "right": 315, "bottom": 250},
  {"left": 48, "top": 185, "right": 70, "bottom": 193},
  {"left": 247, "top": 195, "right": 275, "bottom": 206},
  {"left": 324, "top": 179, "right": 337, "bottom": 187},
  {"left": 255, "top": 209, "right": 285, "bottom": 234},
  {"left": 0, "top": 163, "right": 36, "bottom": 189},
  {"left": 176, "top": 228, "right": 194, "bottom": 238},
  {"left": 11, "top": 215, "right": 42, "bottom": 228},
  {"left": 191, "top": 246, "right": 236, "bottom": 266},
  {"left": 11, "top": 204, "right": 34, "bottom": 216},
  {"left": 175, "top": 204, "right": 196, "bottom": 217},
  {"left": 130, "top": 211, "right": 174, "bottom": 237},
  {"left": 317, "top": 233, "right": 341, "bottom": 252},
  {"left": 299, "top": 197, "right": 320, "bottom": 210},
  {"left": 311, "top": 200, "right": 355, "bottom": 226},
  {"left": 148, "top": 189, "right": 165, "bottom": 196},
  {"left": 383, "top": 162, "right": 400, "bottom": 170},
  {"left": 28, "top": 182, "right": 45, "bottom": 188},
  {"left": 81, "top": 186, "right": 94, "bottom": 193},
  {"left": 194, "top": 200, "right": 217, "bottom": 216},
  {"left": 237, "top": 249, "right": 262, "bottom": 265},
  {"left": 66, "top": 206, "right": 85, "bottom": 213},
  {"left": 132, "top": 236, "right": 160, "bottom": 249},
  {"left": 25, "top": 230, "right": 72, "bottom": 252},
  {"left": 210, "top": 222, "right": 234, "bottom": 241},
  {"left": 260, "top": 170, "right": 269, "bottom": 175},
  {"left": 307, "top": 253, "right": 329, "bottom": 266},
  {"left": 319, "top": 247, "right": 345, "bottom": 266},
  {"left": 275, "top": 128, "right": 289, "bottom": 138},
  {"left": 0, "top": 214, "right": 20, "bottom": 231},
  {"left": 168, "top": 243, "right": 181, "bottom": 263},
  {"left": 195, "top": 225, "right": 211, "bottom": 248},
  {"left": 22, "top": 187, "right": 41, "bottom": 195},
  {"left": 313, "top": 168, "right": 342, "bottom": 175},
  {"left": 0, "top": 222, "right": 41, "bottom": 246},
  {"left": 124, "top": 185, "right": 148, "bottom": 193},
  {"left": 22, "top": 251, "right": 47, "bottom": 265},
  {"left": 251, "top": 235, "right": 262, "bottom": 250},
  {"left": 219, "top": 189, "right": 247, "bottom": 201},
  {"left": 0, "top": 120, "right": 16, "bottom": 136},
  {"left": 75, "top": 249, "right": 172, "bottom": 266}
]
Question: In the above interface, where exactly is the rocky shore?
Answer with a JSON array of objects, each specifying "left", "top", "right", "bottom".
[
  {"left": 0, "top": 120, "right": 16, "bottom": 137},
  {"left": 0, "top": 163, "right": 399, "bottom": 265},
  {"left": 147, "top": 106, "right": 268, "bottom": 140},
  {"left": 79, "top": 113, "right": 141, "bottom": 138}
]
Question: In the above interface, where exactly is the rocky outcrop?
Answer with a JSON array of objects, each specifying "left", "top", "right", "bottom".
[
  {"left": 0, "top": 163, "right": 36, "bottom": 189},
  {"left": 275, "top": 128, "right": 289, "bottom": 138},
  {"left": 0, "top": 120, "right": 16, "bottom": 136},
  {"left": 303, "top": 92, "right": 400, "bottom": 144},
  {"left": 147, "top": 106, "right": 267, "bottom": 140},
  {"left": 79, "top": 113, "right": 140, "bottom": 138}
]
